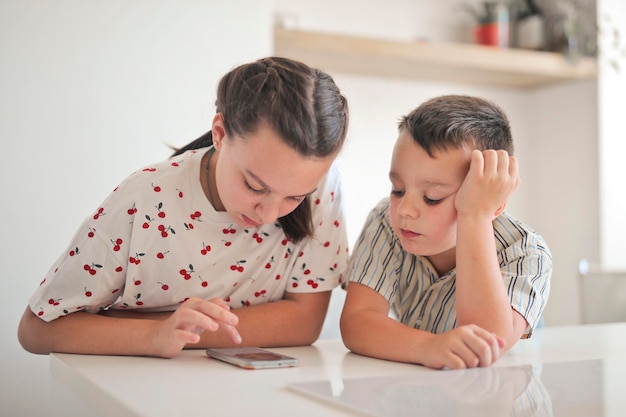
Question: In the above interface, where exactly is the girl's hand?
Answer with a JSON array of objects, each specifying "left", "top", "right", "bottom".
[
  {"left": 150, "top": 297, "right": 240, "bottom": 358},
  {"left": 455, "top": 149, "right": 520, "bottom": 219},
  {"left": 419, "top": 324, "right": 505, "bottom": 369}
]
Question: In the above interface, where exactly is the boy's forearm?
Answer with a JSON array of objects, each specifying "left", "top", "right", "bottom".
[
  {"left": 455, "top": 215, "right": 518, "bottom": 340},
  {"left": 341, "top": 310, "right": 433, "bottom": 364}
]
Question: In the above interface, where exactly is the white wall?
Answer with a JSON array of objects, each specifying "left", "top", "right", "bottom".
[
  {"left": 598, "top": 0, "right": 626, "bottom": 268},
  {"left": 0, "top": 0, "right": 603, "bottom": 415},
  {"left": 0, "top": 1, "right": 271, "bottom": 415}
]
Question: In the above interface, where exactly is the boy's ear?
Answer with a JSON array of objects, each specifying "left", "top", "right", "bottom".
[
  {"left": 211, "top": 113, "right": 226, "bottom": 149},
  {"left": 493, "top": 203, "right": 507, "bottom": 219}
]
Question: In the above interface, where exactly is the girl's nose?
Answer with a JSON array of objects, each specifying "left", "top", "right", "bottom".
[{"left": 256, "top": 199, "right": 282, "bottom": 225}]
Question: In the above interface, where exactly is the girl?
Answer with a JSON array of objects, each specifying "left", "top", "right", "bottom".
[{"left": 18, "top": 57, "right": 350, "bottom": 358}]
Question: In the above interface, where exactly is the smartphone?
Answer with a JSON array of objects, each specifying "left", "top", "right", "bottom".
[{"left": 205, "top": 347, "right": 299, "bottom": 370}]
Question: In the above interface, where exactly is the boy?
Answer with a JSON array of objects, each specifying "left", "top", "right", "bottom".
[{"left": 340, "top": 95, "right": 551, "bottom": 369}]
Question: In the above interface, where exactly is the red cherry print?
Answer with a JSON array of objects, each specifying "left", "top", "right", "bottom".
[
  {"left": 129, "top": 253, "right": 145, "bottom": 265},
  {"left": 157, "top": 224, "right": 175, "bottom": 238},
  {"left": 200, "top": 243, "right": 211, "bottom": 255},
  {"left": 291, "top": 277, "right": 300, "bottom": 288},
  {"left": 152, "top": 183, "right": 161, "bottom": 192},
  {"left": 184, "top": 222, "right": 195, "bottom": 230},
  {"left": 111, "top": 238, "right": 123, "bottom": 252},
  {"left": 253, "top": 231, "right": 268, "bottom": 243},
  {"left": 299, "top": 251, "right": 304, "bottom": 257},
  {"left": 158, "top": 282, "right": 169, "bottom": 291},
  {"left": 115, "top": 266, "right": 123, "bottom": 272},
  {"left": 223, "top": 224, "right": 236, "bottom": 234},
  {"left": 225, "top": 296, "right": 231, "bottom": 302},
  {"left": 48, "top": 297, "right": 61, "bottom": 306},
  {"left": 315, "top": 198, "right": 321, "bottom": 205},
  {"left": 198, "top": 277, "right": 208, "bottom": 287},
  {"left": 330, "top": 191, "right": 335, "bottom": 202},
  {"left": 265, "top": 262, "right": 271, "bottom": 269},
  {"left": 127, "top": 204, "right": 137, "bottom": 215},
  {"left": 323, "top": 241, "right": 330, "bottom": 247},
  {"left": 275, "top": 274, "right": 281, "bottom": 280},
  {"left": 83, "top": 263, "right": 101, "bottom": 275},
  {"left": 142, "top": 167, "right": 156, "bottom": 172},
  {"left": 171, "top": 162, "right": 179, "bottom": 167},
  {"left": 87, "top": 228, "right": 96, "bottom": 238},
  {"left": 334, "top": 220, "right": 340, "bottom": 227},
  {"left": 93, "top": 207, "right": 105, "bottom": 220},
  {"left": 281, "top": 239, "right": 288, "bottom": 245},
  {"left": 134, "top": 279, "right": 141, "bottom": 285},
  {"left": 69, "top": 247, "right": 79, "bottom": 256},
  {"left": 241, "top": 300, "right": 251, "bottom": 307},
  {"left": 292, "top": 282, "right": 299, "bottom": 288},
  {"left": 84, "top": 288, "right": 93, "bottom": 297},
  {"left": 37, "top": 310, "right": 44, "bottom": 317},
  {"left": 179, "top": 264, "right": 194, "bottom": 280},
  {"left": 143, "top": 215, "right": 153, "bottom": 229},
  {"left": 190, "top": 211, "right": 202, "bottom": 220},
  {"left": 229, "top": 260, "right": 246, "bottom": 272},
  {"left": 156, "top": 251, "right": 169, "bottom": 259},
  {"left": 112, "top": 288, "right": 120, "bottom": 294},
  {"left": 134, "top": 294, "right": 143, "bottom": 305},
  {"left": 224, "top": 241, "right": 232, "bottom": 247},
  {"left": 156, "top": 202, "right": 165, "bottom": 218},
  {"left": 306, "top": 277, "right": 325, "bottom": 288},
  {"left": 176, "top": 189, "right": 184, "bottom": 198}
]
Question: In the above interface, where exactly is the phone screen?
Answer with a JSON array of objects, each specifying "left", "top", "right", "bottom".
[{"left": 205, "top": 347, "right": 299, "bottom": 370}]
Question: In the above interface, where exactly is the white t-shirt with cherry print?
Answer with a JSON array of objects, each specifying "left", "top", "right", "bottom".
[{"left": 29, "top": 147, "right": 349, "bottom": 321}]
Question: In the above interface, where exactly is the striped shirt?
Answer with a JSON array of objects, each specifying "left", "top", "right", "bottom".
[{"left": 347, "top": 198, "right": 551, "bottom": 338}]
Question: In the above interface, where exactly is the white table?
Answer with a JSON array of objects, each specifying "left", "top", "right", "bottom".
[{"left": 51, "top": 323, "right": 626, "bottom": 417}]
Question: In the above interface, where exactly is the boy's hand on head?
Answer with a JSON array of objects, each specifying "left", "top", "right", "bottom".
[
  {"left": 455, "top": 149, "right": 520, "bottom": 219},
  {"left": 420, "top": 324, "right": 505, "bottom": 370},
  {"left": 149, "top": 297, "right": 241, "bottom": 358}
]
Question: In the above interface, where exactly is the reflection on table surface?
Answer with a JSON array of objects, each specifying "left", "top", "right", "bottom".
[
  {"left": 51, "top": 323, "right": 626, "bottom": 417},
  {"left": 290, "top": 359, "right": 607, "bottom": 417}
]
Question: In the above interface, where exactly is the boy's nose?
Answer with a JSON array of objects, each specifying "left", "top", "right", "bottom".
[{"left": 398, "top": 197, "right": 420, "bottom": 219}]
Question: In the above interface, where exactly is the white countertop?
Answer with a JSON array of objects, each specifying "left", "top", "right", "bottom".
[{"left": 51, "top": 322, "right": 626, "bottom": 417}]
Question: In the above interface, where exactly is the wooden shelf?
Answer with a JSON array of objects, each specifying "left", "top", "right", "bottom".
[{"left": 274, "top": 28, "right": 597, "bottom": 88}]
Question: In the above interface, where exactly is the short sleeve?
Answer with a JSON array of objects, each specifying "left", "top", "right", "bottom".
[
  {"left": 496, "top": 216, "right": 552, "bottom": 338},
  {"left": 346, "top": 198, "right": 403, "bottom": 303},
  {"left": 28, "top": 182, "right": 136, "bottom": 321}
]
